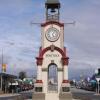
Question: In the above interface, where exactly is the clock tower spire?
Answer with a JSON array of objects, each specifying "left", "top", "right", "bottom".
[
  {"left": 41, "top": 0, "right": 64, "bottom": 49},
  {"left": 45, "top": 0, "right": 60, "bottom": 22}
]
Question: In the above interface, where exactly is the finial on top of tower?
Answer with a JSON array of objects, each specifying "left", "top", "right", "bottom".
[
  {"left": 45, "top": 0, "right": 60, "bottom": 9},
  {"left": 46, "top": 0, "right": 60, "bottom": 4}
]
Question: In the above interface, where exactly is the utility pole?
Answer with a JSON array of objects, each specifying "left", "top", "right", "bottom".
[
  {"left": 0, "top": 48, "right": 3, "bottom": 91},
  {"left": 1, "top": 48, "right": 3, "bottom": 90}
]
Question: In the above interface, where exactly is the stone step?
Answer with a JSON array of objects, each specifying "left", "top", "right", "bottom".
[
  {"left": 46, "top": 93, "right": 59, "bottom": 100},
  {"left": 32, "top": 93, "right": 45, "bottom": 100},
  {"left": 59, "top": 92, "right": 73, "bottom": 100}
]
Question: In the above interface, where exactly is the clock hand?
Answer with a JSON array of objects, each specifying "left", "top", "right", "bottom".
[
  {"left": 50, "top": 31, "right": 54, "bottom": 37},
  {"left": 52, "top": 32, "right": 56, "bottom": 38},
  {"left": 52, "top": 32, "right": 56, "bottom": 37}
]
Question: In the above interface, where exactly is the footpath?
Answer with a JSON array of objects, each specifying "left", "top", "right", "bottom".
[
  {"left": 0, "top": 93, "right": 80, "bottom": 100},
  {"left": 0, "top": 93, "right": 23, "bottom": 100}
]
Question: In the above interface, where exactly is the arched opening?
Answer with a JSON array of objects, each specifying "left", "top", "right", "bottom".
[{"left": 48, "top": 63, "right": 58, "bottom": 92}]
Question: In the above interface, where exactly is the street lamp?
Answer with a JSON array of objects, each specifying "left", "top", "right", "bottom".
[
  {"left": 96, "top": 77, "right": 100, "bottom": 94},
  {"left": 95, "top": 69, "right": 100, "bottom": 94},
  {"left": 95, "top": 69, "right": 98, "bottom": 75},
  {"left": 0, "top": 48, "right": 3, "bottom": 91},
  {"left": 0, "top": 42, "right": 14, "bottom": 91}
]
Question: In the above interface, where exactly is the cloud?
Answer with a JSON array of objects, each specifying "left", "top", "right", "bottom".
[
  {"left": 60, "top": 0, "right": 100, "bottom": 78},
  {"left": 0, "top": 0, "right": 100, "bottom": 78}
]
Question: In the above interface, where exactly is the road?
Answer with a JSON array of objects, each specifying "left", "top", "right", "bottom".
[
  {"left": 71, "top": 88, "right": 100, "bottom": 100},
  {"left": 0, "top": 94, "right": 23, "bottom": 100},
  {"left": 0, "top": 90, "right": 33, "bottom": 100},
  {"left": 20, "top": 90, "right": 33, "bottom": 99},
  {"left": 0, "top": 89, "right": 100, "bottom": 100}
]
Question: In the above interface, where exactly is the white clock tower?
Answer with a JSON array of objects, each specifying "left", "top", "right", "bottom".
[{"left": 33, "top": 0, "right": 72, "bottom": 100}]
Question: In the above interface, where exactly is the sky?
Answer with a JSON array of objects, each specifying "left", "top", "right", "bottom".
[{"left": 0, "top": 0, "right": 100, "bottom": 79}]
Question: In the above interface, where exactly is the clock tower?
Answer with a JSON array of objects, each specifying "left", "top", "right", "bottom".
[{"left": 33, "top": 0, "right": 72, "bottom": 100}]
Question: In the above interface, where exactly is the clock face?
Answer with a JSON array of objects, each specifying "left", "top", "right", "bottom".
[{"left": 45, "top": 27, "right": 60, "bottom": 42}]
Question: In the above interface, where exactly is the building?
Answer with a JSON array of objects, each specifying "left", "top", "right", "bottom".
[{"left": 0, "top": 73, "right": 17, "bottom": 93}]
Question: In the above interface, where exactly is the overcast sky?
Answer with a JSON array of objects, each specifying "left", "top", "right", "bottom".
[{"left": 0, "top": 0, "right": 100, "bottom": 79}]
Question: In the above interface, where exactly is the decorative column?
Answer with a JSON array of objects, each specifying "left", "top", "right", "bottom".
[
  {"left": 63, "top": 65, "right": 69, "bottom": 83},
  {"left": 36, "top": 65, "right": 42, "bottom": 83},
  {"left": 62, "top": 57, "right": 69, "bottom": 83},
  {"left": 61, "top": 57, "right": 70, "bottom": 92},
  {"left": 34, "top": 57, "right": 43, "bottom": 93},
  {"left": 36, "top": 57, "right": 43, "bottom": 83}
]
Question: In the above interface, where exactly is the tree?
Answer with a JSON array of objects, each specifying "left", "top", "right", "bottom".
[{"left": 19, "top": 71, "right": 27, "bottom": 80}]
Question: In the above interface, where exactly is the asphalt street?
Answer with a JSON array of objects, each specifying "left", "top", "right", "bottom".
[
  {"left": 0, "top": 94, "right": 23, "bottom": 100},
  {"left": 71, "top": 88, "right": 100, "bottom": 100},
  {"left": 0, "top": 89, "right": 100, "bottom": 100},
  {"left": 20, "top": 90, "right": 33, "bottom": 99},
  {"left": 0, "top": 90, "right": 33, "bottom": 100}
]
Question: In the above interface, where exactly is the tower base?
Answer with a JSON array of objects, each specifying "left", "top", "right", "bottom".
[
  {"left": 32, "top": 93, "right": 45, "bottom": 100},
  {"left": 59, "top": 92, "right": 73, "bottom": 100},
  {"left": 61, "top": 82, "right": 70, "bottom": 92},
  {"left": 59, "top": 82, "right": 73, "bottom": 100},
  {"left": 34, "top": 82, "right": 43, "bottom": 92},
  {"left": 33, "top": 82, "right": 73, "bottom": 100},
  {"left": 32, "top": 92, "right": 73, "bottom": 100},
  {"left": 32, "top": 82, "right": 45, "bottom": 100}
]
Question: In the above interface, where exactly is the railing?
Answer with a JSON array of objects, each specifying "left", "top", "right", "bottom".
[
  {"left": 47, "top": 14, "right": 59, "bottom": 22},
  {"left": 48, "top": 83, "right": 58, "bottom": 92}
]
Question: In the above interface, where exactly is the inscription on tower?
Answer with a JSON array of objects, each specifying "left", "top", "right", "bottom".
[{"left": 46, "top": 54, "right": 59, "bottom": 57}]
